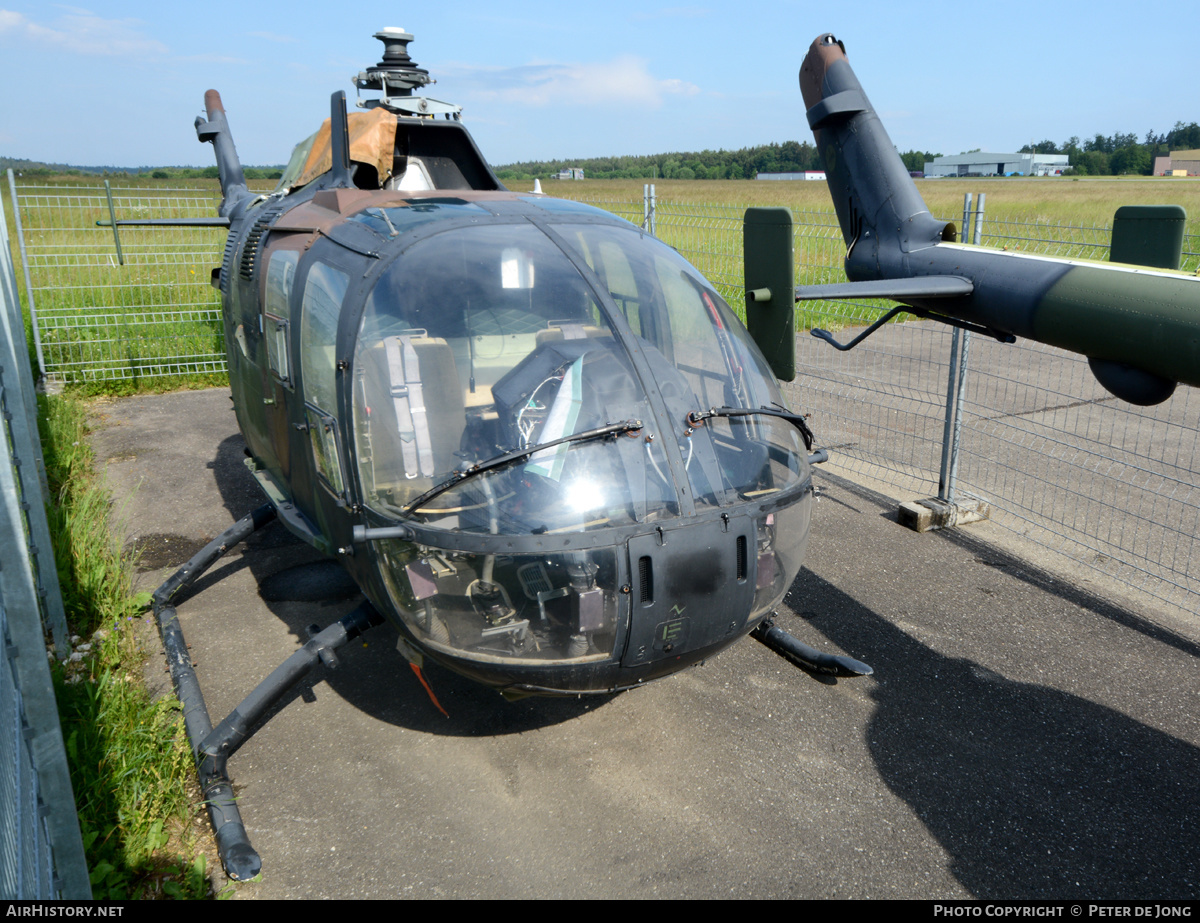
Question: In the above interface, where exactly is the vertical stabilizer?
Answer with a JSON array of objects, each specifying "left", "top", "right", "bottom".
[
  {"left": 195, "top": 90, "right": 252, "bottom": 219},
  {"left": 799, "top": 35, "right": 953, "bottom": 281}
]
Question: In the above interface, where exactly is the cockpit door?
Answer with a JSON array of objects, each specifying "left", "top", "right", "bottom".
[{"left": 262, "top": 247, "right": 300, "bottom": 480}]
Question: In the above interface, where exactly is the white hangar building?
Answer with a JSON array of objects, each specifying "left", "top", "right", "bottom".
[{"left": 923, "top": 152, "right": 1070, "bottom": 177}]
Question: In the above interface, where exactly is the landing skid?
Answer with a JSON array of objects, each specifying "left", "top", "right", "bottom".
[
  {"left": 151, "top": 504, "right": 383, "bottom": 881},
  {"left": 751, "top": 616, "right": 873, "bottom": 677}
]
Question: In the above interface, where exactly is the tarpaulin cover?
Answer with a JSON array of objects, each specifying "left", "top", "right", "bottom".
[{"left": 286, "top": 107, "right": 399, "bottom": 190}]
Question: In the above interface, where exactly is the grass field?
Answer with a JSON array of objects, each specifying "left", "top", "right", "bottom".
[
  {"left": 547, "top": 174, "right": 1200, "bottom": 225},
  {"left": 7, "top": 173, "right": 1200, "bottom": 388},
  {"left": 552, "top": 174, "right": 1200, "bottom": 329},
  {"left": 5, "top": 178, "right": 271, "bottom": 391}
]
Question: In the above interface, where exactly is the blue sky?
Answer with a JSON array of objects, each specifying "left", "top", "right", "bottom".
[{"left": 0, "top": 3, "right": 1193, "bottom": 168}]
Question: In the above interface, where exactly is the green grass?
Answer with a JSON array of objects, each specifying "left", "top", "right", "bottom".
[
  {"left": 12, "top": 173, "right": 1200, "bottom": 393},
  {"left": 54, "top": 630, "right": 212, "bottom": 900},
  {"left": 39, "top": 392, "right": 218, "bottom": 899},
  {"left": 553, "top": 176, "right": 1200, "bottom": 332},
  {"left": 550, "top": 175, "right": 1200, "bottom": 226},
  {"left": 9, "top": 178, "right": 274, "bottom": 394}
]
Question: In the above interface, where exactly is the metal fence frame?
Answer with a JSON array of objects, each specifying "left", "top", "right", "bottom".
[
  {"left": 8, "top": 171, "right": 237, "bottom": 383},
  {"left": 1, "top": 189, "right": 90, "bottom": 899},
  {"left": 777, "top": 192, "right": 1200, "bottom": 616},
  {"left": 10, "top": 176, "right": 1200, "bottom": 619}
]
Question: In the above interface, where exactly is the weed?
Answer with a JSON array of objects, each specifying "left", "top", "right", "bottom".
[{"left": 40, "top": 391, "right": 216, "bottom": 899}]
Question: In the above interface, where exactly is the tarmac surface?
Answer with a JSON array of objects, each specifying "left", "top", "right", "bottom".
[{"left": 89, "top": 387, "right": 1200, "bottom": 899}]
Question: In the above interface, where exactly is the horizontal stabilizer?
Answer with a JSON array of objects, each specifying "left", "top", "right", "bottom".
[
  {"left": 805, "top": 88, "right": 868, "bottom": 130},
  {"left": 795, "top": 276, "right": 974, "bottom": 302}
]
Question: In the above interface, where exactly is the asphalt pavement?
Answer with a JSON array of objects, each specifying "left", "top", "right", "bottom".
[{"left": 88, "top": 387, "right": 1200, "bottom": 899}]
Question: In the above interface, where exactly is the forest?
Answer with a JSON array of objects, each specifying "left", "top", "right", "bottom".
[
  {"left": 1016, "top": 122, "right": 1200, "bottom": 176},
  {"left": 5, "top": 120, "right": 1197, "bottom": 181},
  {"left": 493, "top": 140, "right": 931, "bottom": 181},
  {"left": 495, "top": 122, "right": 1200, "bottom": 181}
]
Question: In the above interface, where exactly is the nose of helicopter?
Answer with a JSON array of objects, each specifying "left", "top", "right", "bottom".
[{"left": 621, "top": 513, "right": 759, "bottom": 667}]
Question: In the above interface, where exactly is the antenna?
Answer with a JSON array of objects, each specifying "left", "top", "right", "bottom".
[{"left": 330, "top": 91, "right": 352, "bottom": 188}]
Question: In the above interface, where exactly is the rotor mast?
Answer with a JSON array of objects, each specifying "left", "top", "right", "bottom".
[{"left": 353, "top": 27, "right": 463, "bottom": 119}]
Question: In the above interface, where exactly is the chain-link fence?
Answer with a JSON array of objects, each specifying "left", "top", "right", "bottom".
[
  {"left": 787, "top": 309, "right": 1200, "bottom": 613},
  {"left": 566, "top": 195, "right": 852, "bottom": 314},
  {"left": 7, "top": 172, "right": 240, "bottom": 383},
  {"left": 1, "top": 190, "right": 90, "bottom": 899},
  {"left": 10, "top": 175, "right": 1200, "bottom": 617},
  {"left": 978, "top": 212, "right": 1200, "bottom": 270},
  {"left": 781, "top": 192, "right": 1200, "bottom": 616}
]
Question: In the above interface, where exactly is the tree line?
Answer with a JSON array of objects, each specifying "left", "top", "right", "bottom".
[
  {"left": 495, "top": 141, "right": 940, "bottom": 181},
  {"left": 0, "top": 157, "right": 284, "bottom": 180},
  {"left": 1013, "top": 122, "right": 1199, "bottom": 176},
  {"left": 496, "top": 121, "right": 1200, "bottom": 181},
  {"left": 9, "top": 119, "right": 1197, "bottom": 183}
]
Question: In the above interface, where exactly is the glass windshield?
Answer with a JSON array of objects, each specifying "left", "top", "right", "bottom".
[
  {"left": 555, "top": 224, "right": 808, "bottom": 510},
  {"left": 351, "top": 220, "right": 808, "bottom": 534},
  {"left": 352, "top": 224, "right": 674, "bottom": 532}
]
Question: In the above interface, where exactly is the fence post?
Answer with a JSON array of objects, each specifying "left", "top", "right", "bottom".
[
  {"left": 643, "top": 183, "right": 656, "bottom": 236},
  {"left": 937, "top": 327, "right": 962, "bottom": 501},
  {"left": 938, "top": 193, "right": 983, "bottom": 502},
  {"left": 973, "top": 192, "right": 987, "bottom": 245},
  {"left": 0, "top": 191, "right": 68, "bottom": 654},
  {"left": 102, "top": 179, "right": 125, "bottom": 266},
  {"left": 945, "top": 330, "right": 972, "bottom": 503},
  {"left": 6, "top": 171, "right": 47, "bottom": 379}
]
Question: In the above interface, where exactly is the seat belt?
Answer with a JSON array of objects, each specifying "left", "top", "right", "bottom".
[{"left": 384, "top": 332, "right": 435, "bottom": 478}]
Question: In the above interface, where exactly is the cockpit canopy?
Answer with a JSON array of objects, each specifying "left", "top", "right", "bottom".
[{"left": 349, "top": 215, "right": 808, "bottom": 535}]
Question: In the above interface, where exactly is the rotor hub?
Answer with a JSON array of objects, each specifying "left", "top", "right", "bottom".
[
  {"left": 355, "top": 27, "right": 433, "bottom": 98},
  {"left": 353, "top": 27, "right": 461, "bottom": 118}
]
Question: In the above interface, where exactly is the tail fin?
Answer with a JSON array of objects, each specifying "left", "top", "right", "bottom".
[
  {"left": 195, "top": 90, "right": 251, "bottom": 218},
  {"left": 800, "top": 35, "right": 955, "bottom": 281}
]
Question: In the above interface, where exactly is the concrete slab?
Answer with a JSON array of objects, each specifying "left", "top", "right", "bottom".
[{"left": 90, "top": 387, "right": 1200, "bottom": 899}]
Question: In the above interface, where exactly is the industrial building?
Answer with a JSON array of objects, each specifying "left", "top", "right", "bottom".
[
  {"left": 755, "top": 171, "right": 827, "bottom": 181},
  {"left": 923, "top": 152, "right": 1069, "bottom": 177},
  {"left": 1152, "top": 150, "right": 1200, "bottom": 176}
]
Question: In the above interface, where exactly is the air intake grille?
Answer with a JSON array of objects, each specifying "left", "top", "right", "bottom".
[
  {"left": 639, "top": 556, "right": 653, "bottom": 604},
  {"left": 238, "top": 202, "right": 288, "bottom": 282}
]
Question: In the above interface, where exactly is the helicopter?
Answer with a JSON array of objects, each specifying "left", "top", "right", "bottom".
[
  {"left": 109, "top": 27, "right": 1197, "bottom": 883},
  {"left": 128, "top": 27, "right": 867, "bottom": 880},
  {"left": 794, "top": 33, "right": 1200, "bottom": 407}
]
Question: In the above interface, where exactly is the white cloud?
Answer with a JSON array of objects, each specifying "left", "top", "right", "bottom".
[
  {"left": 0, "top": 8, "right": 167, "bottom": 56},
  {"left": 444, "top": 56, "right": 699, "bottom": 109},
  {"left": 660, "top": 78, "right": 700, "bottom": 97}
]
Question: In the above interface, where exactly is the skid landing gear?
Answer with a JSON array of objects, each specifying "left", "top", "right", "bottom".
[
  {"left": 151, "top": 504, "right": 383, "bottom": 880},
  {"left": 751, "top": 615, "right": 873, "bottom": 678}
]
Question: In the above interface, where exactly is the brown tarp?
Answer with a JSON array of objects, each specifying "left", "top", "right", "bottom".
[{"left": 293, "top": 107, "right": 399, "bottom": 189}]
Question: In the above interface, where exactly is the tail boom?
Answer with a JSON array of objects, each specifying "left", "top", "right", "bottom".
[{"left": 797, "top": 34, "right": 1200, "bottom": 406}]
